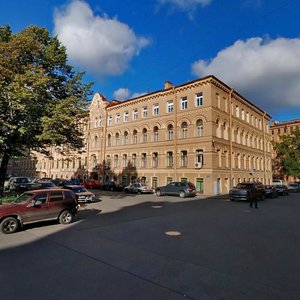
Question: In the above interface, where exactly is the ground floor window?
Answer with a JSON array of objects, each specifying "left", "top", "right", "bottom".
[
  {"left": 152, "top": 177, "right": 158, "bottom": 189},
  {"left": 181, "top": 177, "right": 188, "bottom": 183},
  {"left": 167, "top": 177, "right": 173, "bottom": 184}
]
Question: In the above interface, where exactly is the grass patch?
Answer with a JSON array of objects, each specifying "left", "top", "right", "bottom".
[{"left": 0, "top": 194, "right": 19, "bottom": 204}]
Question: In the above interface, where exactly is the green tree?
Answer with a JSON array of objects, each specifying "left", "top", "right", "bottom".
[
  {"left": 0, "top": 25, "right": 93, "bottom": 195},
  {"left": 273, "top": 129, "right": 300, "bottom": 178}
]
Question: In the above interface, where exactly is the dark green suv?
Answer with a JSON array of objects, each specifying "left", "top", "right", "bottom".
[{"left": 155, "top": 182, "right": 197, "bottom": 198}]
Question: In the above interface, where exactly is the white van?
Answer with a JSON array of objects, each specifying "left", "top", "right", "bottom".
[{"left": 272, "top": 179, "right": 283, "bottom": 185}]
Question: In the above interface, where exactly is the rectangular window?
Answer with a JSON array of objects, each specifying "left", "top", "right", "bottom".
[
  {"left": 141, "top": 153, "right": 147, "bottom": 168},
  {"left": 115, "top": 114, "right": 120, "bottom": 124},
  {"left": 108, "top": 116, "right": 112, "bottom": 126},
  {"left": 152, "top": 177, "right": 158, "bottom": 189},
  {"left": 142, "top": 106, "right": 148, "bottom": 118},
  {"left": 181, "top": 97, "right": 187, "bottom": 110},
  {"left": 152, "top": 152, "right": 158, "bottom": 168},
  {"left": 123, "top": 154, "right": 127, "bottom": 168},
  {"left": 167, "top": 151, "right": 173, "bottom": 167},
  {"left": 167, "top": 101, "right": 173, "bottom": 113},
  {"left": 133, "top": 109, "right": 138, "bottom": 120},
  {"left": 124, "top": 112, "right": 129, "bottom": 122},
  {"left": 114, "top": 155, "right": 119, "bottom": 168},
  {"left": 196, "top": 92, "right": 204, "bottom": 107},
  {"left": 153, "top": 103, "right": 159, "bottom": 116},
  {"left": 167, "top": 177, "right": 173, "bottom": 184},
  {"left": 181, "top": 150, "right": 188, "bottom": 167},
  {"left": 132, "top": 154, "right": 136, "bottom": 167}
]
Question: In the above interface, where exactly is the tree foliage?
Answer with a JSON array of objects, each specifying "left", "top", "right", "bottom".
[
  {"left": 0, "top": 25, "right": 93, "bottom": 194},
  {"left": 273, "top": 129, "right": 300, "bottom": 178}
]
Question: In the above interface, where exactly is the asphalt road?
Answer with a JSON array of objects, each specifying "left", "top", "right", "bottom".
[{"left": 0, "top": 191, "right": 300, "bottom": 300}]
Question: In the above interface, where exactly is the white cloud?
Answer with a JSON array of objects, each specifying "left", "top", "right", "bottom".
[
  {"left": 192, "top": 37, "right": 300, "bottom": 111},
  {"left": 113, "top": 88, "right": 146, "bottom": 101},
  {"left": 54, "top": 0, "right": 150, "bottom": 76},
  {"left": 158, "top": 0, "right": 212, "bottom": 16}
]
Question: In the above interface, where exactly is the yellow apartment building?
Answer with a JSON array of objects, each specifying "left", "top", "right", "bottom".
[{"left": 31, "top": 75, "right": 273, "bottom": 195}]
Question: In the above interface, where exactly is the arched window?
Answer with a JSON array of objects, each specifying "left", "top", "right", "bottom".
[
  {"left": 181, "top": 122, "right": 188, "bottom": 138},
  {"left": 196, "top": 119, "right": 204, "bottom": 137},
  {"left": 142, "top": 128, "right": 147, "bottom": 143},
  {"left": 132, "top": 130, "right": 138, "bottom": 144},
  {"left": 124, "top": 131, "right": 128, "bottom": 145},
  {"left": 107, "top": 134, "right": 112, "bottom": 147},
  {"left": 167, "top": 124, "right": 173, "bottom": 140},
  {"left": 153, "top": 126, "right": 159, "bottom": 142},
  {"left": 115, "top": 133, "right": 120, "bottom": 146}
]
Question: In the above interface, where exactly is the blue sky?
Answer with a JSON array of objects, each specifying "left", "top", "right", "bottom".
[{"left": 1, "top": 0, "right": 300, "bottom": 122}]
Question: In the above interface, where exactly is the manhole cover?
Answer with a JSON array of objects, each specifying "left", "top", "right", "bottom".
[
  {"left": 165, "top": 231, "right": 182, "bottom": 236},
  {"left": 152, "top": 205, "right": 163, "bottom": 209}
]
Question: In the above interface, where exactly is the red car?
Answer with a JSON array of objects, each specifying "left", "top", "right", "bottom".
[
  {"left": 0, "top": 189, "right": 78, "bottom": 234},
  {"left": 82, "top": 179, "right": 101, "bottom": 189}
]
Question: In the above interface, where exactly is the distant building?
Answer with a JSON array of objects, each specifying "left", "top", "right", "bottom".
[{"left": 31, "top": 75, "right": 273, "bottom": 195}]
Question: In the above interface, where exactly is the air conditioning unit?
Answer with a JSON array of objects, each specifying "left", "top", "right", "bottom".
[{"left": 195, "top": 162, "right": 202, "bottom": 169}]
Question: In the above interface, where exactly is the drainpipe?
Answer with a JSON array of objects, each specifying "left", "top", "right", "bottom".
[
  {"left": 262, "top": 112, "right": 267, "bottom": 184},
  {"left": 229, "top": 89, "right": 234, "bottom": 188},
  {"left": 173, "top": 86, "right": 178, "bottom": 181},
  {"left": 102, "top": 107, "right": 108, "bottom": 184}
]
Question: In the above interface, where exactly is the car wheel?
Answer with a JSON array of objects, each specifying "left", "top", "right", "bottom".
[
  {"left": 0, "top": 217, "right": 19, "bottom": 234},
  {"left": 179, "top": 191, "right": 186, "bottom": 198},
  {"left": 156, "top": 190, "right": 162, "bottom": 196},
  {"left": 125, "top": 189, "right": 129, "bottom": 193},
  {"left": 137, "top": 190, "right": 141, "bottom": 194},
  {"left": 59, "top": 210, "right": 73, "bottom": 224}
]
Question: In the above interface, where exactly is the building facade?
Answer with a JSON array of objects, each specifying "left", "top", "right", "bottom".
[{"left": 31, "top": 75, "right": 273, "bottom": 195}]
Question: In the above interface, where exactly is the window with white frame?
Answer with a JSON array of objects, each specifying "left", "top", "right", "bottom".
[
  {"left": 181, "top": 150, "right": 188, "bottom": 167},
  {"left": 236, "top": 105, "right": 240, "bottom": 118},
  {"left": 141, "top": 153, "right": 147, "bottom": 168},
  {"left": 115, "top": 133, "right": 120, "bottom": 146},
  {"left": 152, "top": 152, "right": 158, "bottom": 168},
  {"left": 131, "top": 153, "right": 136, "bottom": 167},
  {"left": 167, "top": 124, "right": 174, "bottom": 140},
  {"left": 196, "top": 149, "right": 204, "bottom": 165},
  {"left": 153, "top": 103, "right": 159, "bottom": 116},
  {"left": 132, "top": 130, "right": 138, "bottom": 144},
  {"left": 142, "top": 128, "right": 147, "bottom": 143},
  {"left": 133, "top": 109, "right": 138, "bottom": 120},
  {"left": 181, "top": 122, "right": 188, "bottom": 138},
  {"left": 153, "top": 126, "right": 159, "bottom": 142},
  {"left": 108, "top": 115, "right": 112, "bottom": 126},
  {"left": 142, "top": 106, "right": 148, "bottom": 118},
  {"left": 124, "top": 111, "right": 129, "bottom": 122},
  {"left": 167, "top": 100, "right": 173, "bottom": 113},
  {"left": 114, "top": 155, "right": 119, "bottom": 168},
  {"left": 124, "top": 131, "right": 128, "bottom": 145},
  {"left": 123, "top": 154, "right": 127, "bottom": 168},
  {"left": 181, "top": 97, "right": 188, "bottom": 110},
  {"left": 107, "top": 134, "right": 112, "bottom": 147},
  {"left": 196, "top": 92, "right": 204, "bottom": 107},
  {"left": 167, "top": 151, "right": 173, "bottom": 167},
  {"left": 115, "top": 114, "right": 120, "bottom": 124},
  {"left": 196, "top": 119, "right": 204, "bottom": 136}
]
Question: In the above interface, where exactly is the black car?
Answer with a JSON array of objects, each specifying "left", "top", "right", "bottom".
[
  {"left": 63, "top": 185, "right": 96, "bottom": 203},
  {"left": 155, "top": 182, "right": 196, "bottom": 198},
  {"left": 4, "top": 177, "right": 36, "bottom": 192},
  {"left": 101, "top": 181, "right": 123, "bottom": 191},
  {"left": 229, "top": 182, "right": 265, "bottom": 201},
  {"left": 264, "top": 185, "right": 279, "bottom": 198}
]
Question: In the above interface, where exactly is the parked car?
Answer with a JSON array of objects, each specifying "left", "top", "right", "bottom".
[
  {"left": 264, "top": 185, "right": 279, "bottom": 198},
  {"left": 63, "top": 185, "right": 96, "bottom": 203},
  {"left": 101, "top": 181, "right": 123, "bottom": 191},
  {"left": 82, "top": 179, "right": 101, "bottom": 189},
  {"left": 287, "top": 183, "right": 300, "bottom": 193},
  {"left": 274, "top": 184, "right": 289, "bottom": 196},
  {"left": 272, "top": 179, "right": 284, "bottom": 186},
  {"left": 124, "top": 183, "right": 154, "bottom": 194},
  {"left": 229, "top": 182, "right": 265, "bottom": 201},
  {"left": 4, "top": 176, "right": 36, "bottom": 192},
  {"left": 64, "top": 179, "right": 81, "bottom": 185},
  {"left": 0, "top": 188, "right": 78, "bottom": 234},
  {"left": 155, "top": 182, "right": 196, "bottom": 198},
  {"left": 33, "top": 181, "right": 59, "bottom": 189},
  {"left": 52, "top": 178, "right": 66, "bottom": 186}
]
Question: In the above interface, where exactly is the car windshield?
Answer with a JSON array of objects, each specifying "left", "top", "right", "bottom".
[
  {"left": 236, "top": 183, "right": 253, "bottom": 189},
  {"left": 72, "top": 186, "right": 87, "bottom": 193},
  {"left": 15, "top": 177, "right": 31, "bottom": 183},
  {"left": 12, "top": 193, "right": 33, "bottom": 204}
]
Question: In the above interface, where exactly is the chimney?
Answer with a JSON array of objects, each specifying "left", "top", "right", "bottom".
[{"left": 164, "top": 81, "right": 173, "bottom": 89}]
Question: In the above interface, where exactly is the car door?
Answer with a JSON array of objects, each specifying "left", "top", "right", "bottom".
[{"left": 21, "top": 192, "right": 50, "bottom": 224}]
